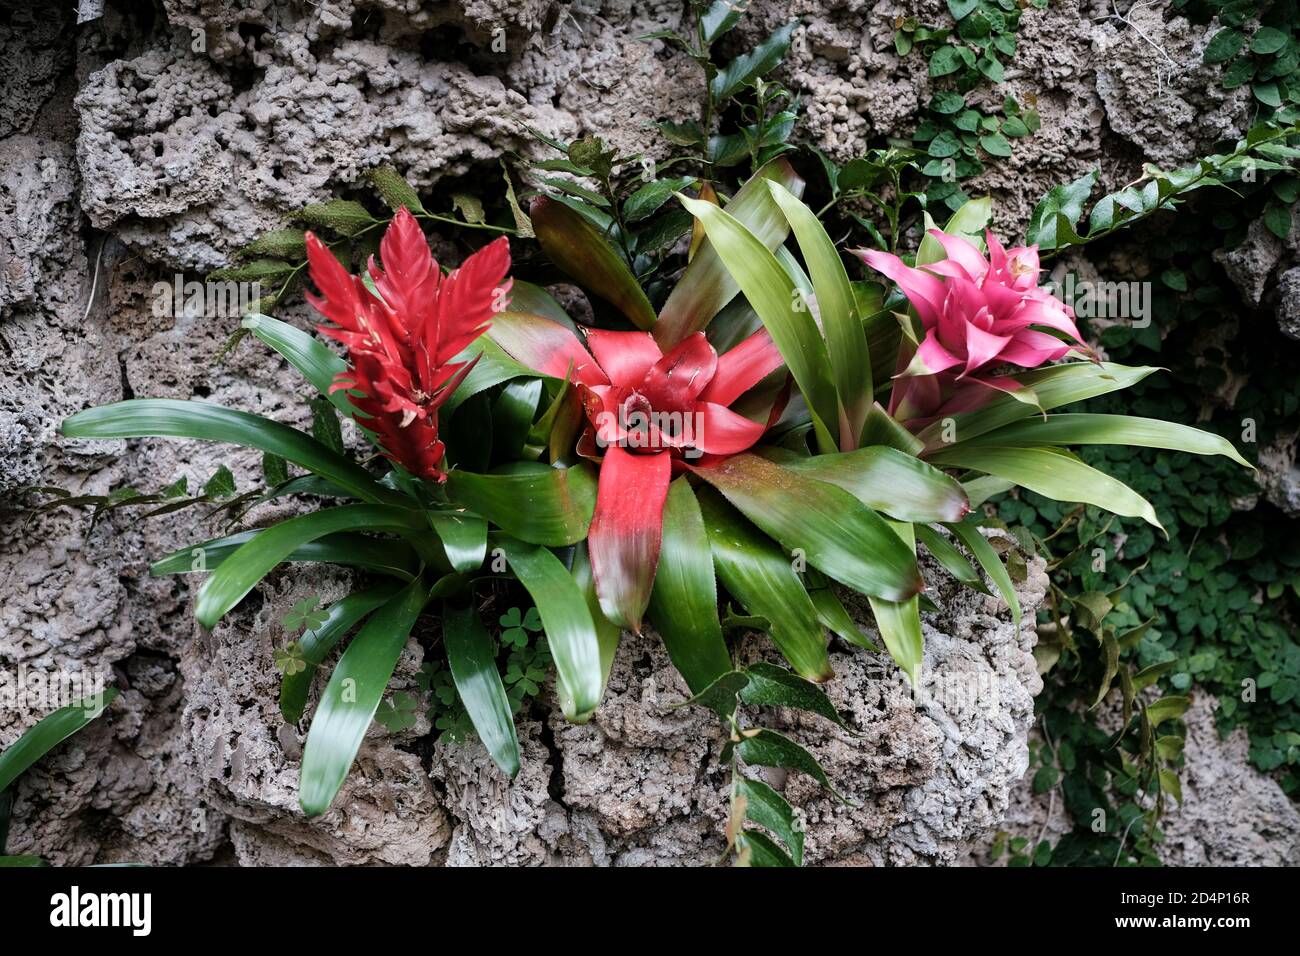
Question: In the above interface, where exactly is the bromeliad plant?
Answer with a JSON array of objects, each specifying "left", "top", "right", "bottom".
[
  {"left": 58, "top": 142, "right": 1253, "bottom": 863},
  {"left": 62, "top": 207, "right": 621, "bottom": 818}
]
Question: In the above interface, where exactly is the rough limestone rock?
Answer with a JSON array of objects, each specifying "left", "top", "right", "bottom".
[
  {"left": 1159, "top": 694, "right": 1300, "bottom": 866},
  {"left": 1, "top": 0, "right": 1292, "bottom": 866},
  {"left": 422, "top": 538, "right": 1049, "bottom": 867}
]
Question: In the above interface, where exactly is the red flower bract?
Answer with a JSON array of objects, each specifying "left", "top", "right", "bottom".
[
  {"left": 489, "top": 316, "right": 787, "bottom": 632},
  {"left": 304, "top": 208, "right": 511, "bottom": 481}
]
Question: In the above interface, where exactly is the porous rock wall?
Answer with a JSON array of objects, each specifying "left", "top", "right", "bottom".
[{"left": 0, "top": 0, "right": 1291, "bottom": 865}]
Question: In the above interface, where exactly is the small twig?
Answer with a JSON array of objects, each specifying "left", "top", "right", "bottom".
[{"left": 81, "top": 237, "right": 106, "bottom": 324}]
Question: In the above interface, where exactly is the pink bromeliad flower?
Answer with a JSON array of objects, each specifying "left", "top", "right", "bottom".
[
  {"left": 305, "top": 208, "right": 512, "bottom": 481},
  {"left": 857, "top": 229, "right": 1087, "bottom": 426}
]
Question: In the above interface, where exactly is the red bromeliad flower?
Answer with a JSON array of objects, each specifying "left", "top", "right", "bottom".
[
  {"left": 491, "top": 317, "right": 786, "bottom": 631},
  {"left": 305, "top": 208, "right": 512, "bottom": 481}
]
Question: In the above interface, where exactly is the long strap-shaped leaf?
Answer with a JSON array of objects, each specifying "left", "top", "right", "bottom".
[
  {"left": 280, "top": 582, "right": 405, "bottom": 723},
  {"left": 962, "top": 413, "right": 1252, "bottom": 467},
  {"left": 532, "top": 196, "right": 657, "bottom": 330},
  {"left": 194, "top": 505, "right": 428, "bottom": 628},
  {"left": 945, "top": 520, "right": 1021, "bottom": 631},
  {"left": 444, "top": 333, "right": 548, "bottom": 419},
  {"left": 242, "top": 314, "right": 354, "bottom": 415},
  {"left": 928, "top": 444, "right": 1164, "bottom": 531},
  {"left": 62, "top": 399, "right": 407, "bottom": 506},
  {"left": 656, "top": 159, "right": 805, "bottom": 348},
  {"left": 151, "top": 530, "right": 418, "bottom": 579},
  {"left": 916, "top": 362, "right": 1159, "bottom": 452},
  {"left": 762, "top": 445, "right": 970, "bottom": 523},
  {"left": 446, "top": 462, "right": 596, "bottom": 547},
  {"left": 560, "top": 542, "right": 621, "bottom": 723},
  {"left": 678, "top": 194, "right": 840, "bottom": 454},
  {"left": 0, "top": 690, "right": 119, "bottom": 794},
  {"left": 443, "top": 603, "right": 521, "bottom": 777},
  {"left": 914, "top": 524, "right": 989, "bottom": 594},
  {"left": 691, "top": 454, "right": 923, "bottom": 602},
  {"left": 647, "top": 478, "right": 733, "bottom": 694},
  {"left": 767, "top": 180, "right": 872, "bottom": 448},
  {"left": 492, "top": 536, "right": 604, "bottom": 718},
  {"left": 696, "top": 488, "right": 832, "bottom": 682},
  {"left": 867, "top": 521, "right": 923, "bottom": 686},
  {"left": 427, "top": 511, "right": 488, "bottom": 572},
  {"left": 299, "top": 577, "right": 429, "bottom": 816}
]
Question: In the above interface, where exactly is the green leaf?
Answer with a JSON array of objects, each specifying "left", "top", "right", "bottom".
[
  {"left": 945, "top": 520, "right": 1021, "bottom": 630},
  {"left": 701, "top": 0, "right": 745, "bottom": 43},
  {"left": 710, "top": 20, "right": 798, "bottom": 101},
  {"left": 736, "top": 829, "right": 796, "bottom": 867},
  {"left": 1145, "top": 695, "right": 1191, "bottom": 728},
  {"left": 929, "top": 444, "right": 1163, "bottom": 531},
  {"left": 280, "top": 583, "right": 404, "bottom": 723},
  {"left": 151, "top": 529, "right": 417, "bottom": 580},
  {"left": 737, "top": 728, "right": 837, "bottom": 794},
  {"left": 808, "top": 581, "right": 879, "bottom": 650},
  {"left": 1024, "top": 170, "right": 1098, "bottom": 249},
  {"left": 691, "top": 454, "right": 924, "bottom": 602},
  {"left": 741, "top": 662, "right": 851, "bottom": 731},
  {"left": 207, "top": 258, "right": 296, "bottom": 285},
  {"left": 446, "top": 462, "right": 596, "bottom": 547},
  {"left": 531, "top": 196, "right": 657, "bottom": 330},
  {"left": 697, "top": 489, "right": 832, "bottom": 682},
  {"left": 493, "top": 536, "right": 604, "bottom": 717},
  {"left": 656, "top": 159, "right": 805, "bottom": 348},
  {"left": 443, "top": 603, "right": 521, "bottom": 777},
  {"left": 507, "top": 281, "right": 577, "bottom": 329},
  {"left": 445, "top": 334, "right": 548, "bottom": 419},
  {"left": 241, "top": 227, "right": 307, "bottom": 260},
  {"left": 929, "top": 46, "right": 964, "bottom": 77},
  {"left": 980, "top": 131, "right": 1012, "bottom": 157},
  {"left": 677, "top": 193, "right": 839, "bottom": 452},
  {"left": 1263, "top": 200, "right": 1292, "bottom": 237},
  {"left": 241, "top": 314, "right": 357, "bottom": 418},
  {"left": 194, "top": 505, "right": 428, "bottom": 628},
  {"left": 1203, "top": 28, "right": 1245, "bottom": 64},
  {"left": 915, "top": 524, "right": 989, "bottom": 593},
  {"left": 918, "top": 196, "right": 992, "bottom": 266},
  {"left": 310, "top": 397, "right": 345, "bottom": 455},
  {"left": 1251, "top": 27, "right": 1288, "bottom": 55},
  {"left": 867, "top": 520, "right": 924, "bottom": 684},
  {"left": 646, "top": 479, "right": 732, "bottom": 694},
  {"left": 367, "top": 165, "right": 426, "bottom": 215},
  {"left": 262, "top": 452, "right": 291, "bottom": 487},
  {"left": 62, "top": 399, "right": 406, "bottom": 506},
  {"left": 0, "top": 690, "right": 118, "bottom": 794},
  {"left": 427, "top": 511, "right": 489, "bottom": 572},
  {"left": 767, "top": 180, "right": 872, "bottom": 447},
  {"left": 623, "top": 176, "right": 697, "bottom": 222},
  {"left": 967, "top": 413, "right": 1252, "bottom": 467},
  {"left": 203, "top": 465, "right": 236, "bottom": 499},
  {"left": 676, "top": 669, "right": 750, "bottom": 719},
  {"left": 299, "top": 578, "right": 429, "bottom": 816},
  {"left": 917, "top": 362, "right": 1159, "bottom": 451},
  {"left": 292, "top": 199, "right": 378, "bottom": 237},
  {"left": 735, "top": 775, "right": 804, "bottom": 865},
  {"left": 765, "top": 445, "right": 970, "bottom": 523},
  {"left": 560, "top": 542, "right": 621, "bottom": 722}
]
